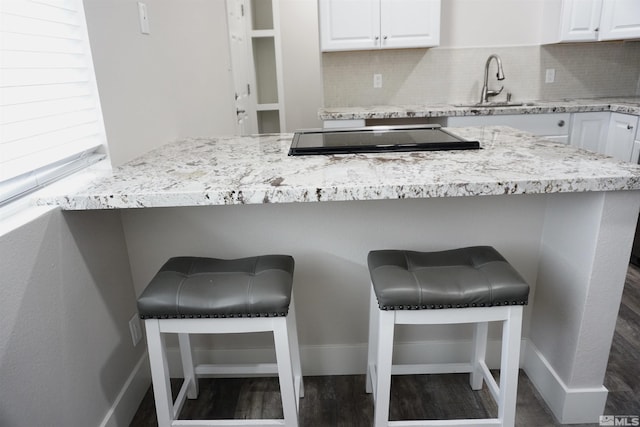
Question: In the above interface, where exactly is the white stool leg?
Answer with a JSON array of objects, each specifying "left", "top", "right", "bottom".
[
  {"left": 273, "top": 317, "right": 299, "bottom": 427},
  {"left": 178, "top": 333, "right": 198, "bottom": 399},
  {"left": 366, "top": 287, "right": 379, "bottom": 394},
  {"left": 287, "top": 298, "right": 304, "bottom": 400},
  {"left": 374, "top": 309, "right": 395, "bottom": 427},
  {"left": 498, "top": 306, "right": 523, "bottom": 427},
  {"left": 470, "top": 321, "right": 489, "bottom": 390},
  {"left": 145, "top": 319, "right": 174, "bottom": 427}
]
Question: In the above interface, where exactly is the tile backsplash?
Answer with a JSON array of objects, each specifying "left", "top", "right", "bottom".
[{"left": 321, "top": 41, "right": 640, "bottom": 107}]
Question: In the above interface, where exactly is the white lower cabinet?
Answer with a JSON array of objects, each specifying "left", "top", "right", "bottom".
[
  {"left": 446, "top": 113, "right": 571, "bottom": 143},
  {"left": 633, "top": 138, "right": 640, "bottom": 164},
  {"left": 569, "top": 112, "right": 610, "bottom": 153},
  {"left": 569, "top": 112, "right": 639, "bottom": 162},
  {"left": 323, "top": 111, "right": 640, "bottom": 163},
  {"left": 605, "top": 113, "right": 639, "bottom": 162}
]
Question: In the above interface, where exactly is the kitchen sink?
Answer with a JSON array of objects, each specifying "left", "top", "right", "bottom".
[{"left": 453, "top": 102, "right": 537, "bottom": 108}]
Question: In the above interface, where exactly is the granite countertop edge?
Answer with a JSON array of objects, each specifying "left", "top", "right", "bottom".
[
  {"left": 34, "top": 126, "right": 640, "bottom": 211},
  {"left": 39, "top": 178, "right": 640, "bottom": 211},
  {"left": 318, "top": 97, "right": 640, "bottom": 120}
]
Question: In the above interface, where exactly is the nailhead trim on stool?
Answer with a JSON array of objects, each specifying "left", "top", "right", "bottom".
[
  {"left": 138, "top": 255, "right": 304, "bottom": 427},
  {"left": 366, "top": 246, "right": 530, "bottom": 427}
]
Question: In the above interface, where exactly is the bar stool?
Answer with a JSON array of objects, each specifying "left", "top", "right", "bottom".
[
  {"left": 365, "top": 246, "right": 529, "bottom": 427},
  {"left": 137, "top": 255, "right": 303, "bottom": 427}
]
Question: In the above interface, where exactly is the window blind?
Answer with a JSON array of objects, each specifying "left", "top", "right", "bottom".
[{"left": 0, "top": 0, "right": 107, "bottom": 204}]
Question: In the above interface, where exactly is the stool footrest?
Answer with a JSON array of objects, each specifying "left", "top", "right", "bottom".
[
  {"left": 173, "top": 378, "right": 193, "bottom": 419},
  {"left": 195, "top": 363, "right": 279, "bottom": 377},
  {"left": 367, "top": 363, "right": 378, "bottom": 398},
  {"left": 478, "top": 361, "right": 499, "bottom": 402},
  {"left": 392, "top": 363, "right": 473, "bottom": 375},
  {"left": 295, "top": 375, "right": 303, "bottom": 403}
]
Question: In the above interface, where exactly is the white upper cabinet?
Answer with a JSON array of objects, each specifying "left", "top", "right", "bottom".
[
  {"left": 379, "top": 0, "right": 440, "bottom": 49},
  {"left": 543, "top": 0, "right": 640, "bottom": 43},
  {"left": 319, "top": 0, "right": 440, "bottom": 52},
  {"left": 319, "top": 0, "right": 379, "bottom": 51},
  {"left": 599, "top": 0, "right": 640, "bottom": 40},
  {"left": 560, "top": 0, "right": 603, "bottom": 41}
]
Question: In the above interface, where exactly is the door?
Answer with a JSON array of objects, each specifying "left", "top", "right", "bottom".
[
  {"left": 319, "top": 0, "right": 380, "bottom": 51},
  {"left": 569, "top": 112, "right": 609, "bottom": 153},
  {"left": 380, "top": 0, "right": 440, "bottom": 48},
  {"left": 560, "top": 0, "right": 602, "bottom": 41},
  {"left": 226, "top": 0, "right": 257, "bottom": 135},
  {"left": 599, "top": 0, "right": 640, "bottom": 40},
  {"left": 605, "top": 113, "right": 638, "bottom": 162}
]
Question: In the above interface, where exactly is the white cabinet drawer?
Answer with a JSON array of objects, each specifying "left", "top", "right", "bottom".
[{"left": 446, "top": 113, "right": 571, "bottom": 136}]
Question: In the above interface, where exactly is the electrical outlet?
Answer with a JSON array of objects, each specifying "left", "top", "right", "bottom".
[
  {"left": 373, "top": 74, "right": 383, "bottom": 89},
  {"left": 129, "top": 314, "right": 142, "bottom": 346},
  {"left": 545, "top": 68, "right": 555, "bottom": 84}
]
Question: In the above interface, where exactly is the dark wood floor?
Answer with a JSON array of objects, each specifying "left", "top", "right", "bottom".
[{"left": 130, "top": 265, "right": 640, "bottom": 426}]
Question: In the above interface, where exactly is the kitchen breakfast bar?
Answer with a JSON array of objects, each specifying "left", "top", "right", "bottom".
[{"left": 38, "top": 126, "right": 640, "bottom": 424}]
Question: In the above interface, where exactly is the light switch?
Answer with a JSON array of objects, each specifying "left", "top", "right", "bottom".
[{"left": 138, "top": 2, "right": 150, "bottom": 35}]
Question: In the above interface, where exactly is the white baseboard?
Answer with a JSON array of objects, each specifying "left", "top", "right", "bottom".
[
  {"left": 523, "top": 340, "right": 608, "bottom": 424},
  {"left": 99, "top": 353, "right": 151, "bottom": 427}
]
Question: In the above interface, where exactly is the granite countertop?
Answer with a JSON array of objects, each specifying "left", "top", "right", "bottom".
[
  {"left": 319, "top": 97, "right": 640, "bottom": 120},
  {"left": 36, "top": 126, "right": 640, "bottom": 210}
]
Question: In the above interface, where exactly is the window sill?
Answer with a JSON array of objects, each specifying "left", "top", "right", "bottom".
[{"left": 0, "top": 159, "right": 112, "bottom": 237}]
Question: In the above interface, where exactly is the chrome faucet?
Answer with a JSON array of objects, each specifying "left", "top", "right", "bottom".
[{"left": 480, "top": 54, "right": 505, "bottom": 104}]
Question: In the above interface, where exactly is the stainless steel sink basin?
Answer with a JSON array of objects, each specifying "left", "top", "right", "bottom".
[{"left": 454, "top": 102, "right": 536, "bottom": 108}]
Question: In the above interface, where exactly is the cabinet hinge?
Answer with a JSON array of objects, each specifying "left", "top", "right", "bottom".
[
  {"left": 247, "top": 83, "right": 251, "bottom": 96},
  {"left": 241, "top": 4, "right": 244, "bottom": 16}
]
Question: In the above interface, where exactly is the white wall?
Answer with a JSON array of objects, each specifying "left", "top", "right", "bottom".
[
  {"left": 0, "top": 209, "right": 144, "bottom": 426},
  {"left": 280, "top": 0, "right": 324, "bottom": 130},
  {"left": 440, "top": 0, "right": 543, "bottom": 48},
  {"left": 83, "top": 0, "right": 237, "bottom": 166},
  {"left": 322, "top": 41, "right": 640, "bottom": 107},
  {"left": 121, "top": 195, "right": 545, "bottom": 374},
  {"left": 321, "top": 1, "right": 640, "bottom": 106}
]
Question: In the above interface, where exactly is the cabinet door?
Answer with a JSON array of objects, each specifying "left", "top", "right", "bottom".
[
  {"left": 632, "top": 139, "right": 640, "bottom": 164},
  {"left": 569, "top": 112, "right": 609, "bottom": 153},
  {"left": 599, "top": 0, "right": 640, "bottom": 40},
  {"left": 319, "top": 0, "right": 380, "bottom": 51},
  {"left": 605, "top": 113, "right": 639, "bottom": 162},
  {"left": 560, "top": 0, "right": 603, "bottom": 41},
  {"left": 380, "top": 0, "right": 440, "bottom": 48},
  {"left": 447, "top": 113, "right": 570, "bottom": 137}
]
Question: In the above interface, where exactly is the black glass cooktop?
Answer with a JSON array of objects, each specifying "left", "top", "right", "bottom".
[{"left": 288, "top": 125, "right": 480, "bottom": 156}]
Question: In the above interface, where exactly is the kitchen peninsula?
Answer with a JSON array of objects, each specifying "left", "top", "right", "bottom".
[
  {"left": 319, "top": 97, "right": 640, "bottom": 121},
  {"left": 38, "top": 126, "right": 640, "bottom": 424}
]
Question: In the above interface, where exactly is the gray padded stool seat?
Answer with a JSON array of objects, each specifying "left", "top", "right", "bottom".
[
  {"left": 368, "top": 246, "right": 529, "bottom": 310},
  {"left": 365, "top": 246, "right": 529, "bottom": 427},
  {"left": 138, "top": 255, "right": 303, "bottom": 427},
  {"left": 138, "top": 255, "right": 294, "bottom": 319}
]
